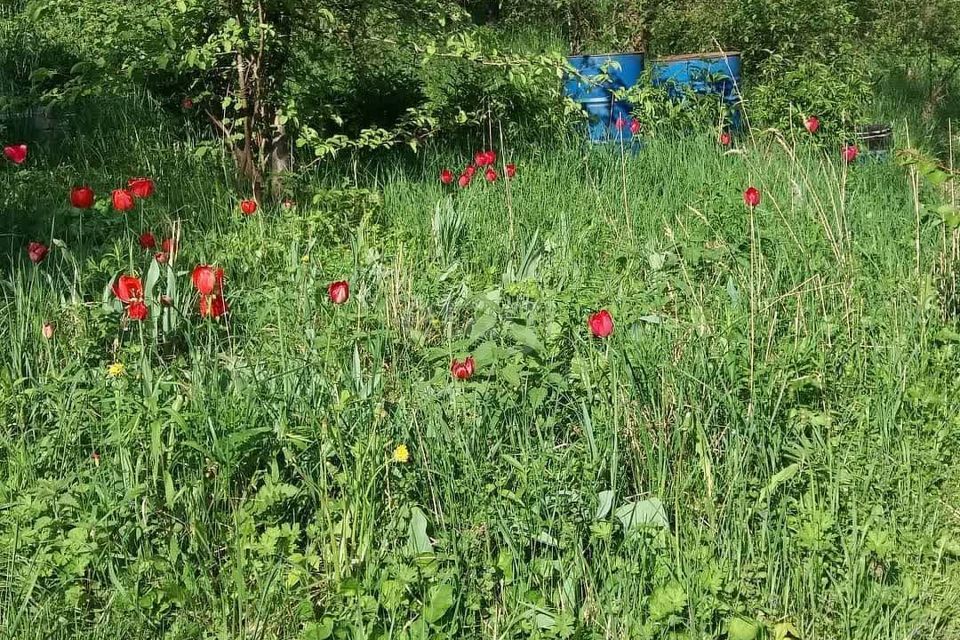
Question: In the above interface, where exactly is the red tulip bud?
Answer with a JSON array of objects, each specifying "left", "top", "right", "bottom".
[
  {"left": 128, "top": 177, "right": 155, "bottom": 199},
  {"left": 451, "top": 356, "right": 475, "bottom": 380},
  {"left": 112, "top": 189, "right": 135, "bottom": 212},
  {"left": 328, "top": 280, "right": 350, "bottom": 305},
  {"left": 804, "top": 116, "right": 820, "bottom": 134},
  {"left": 3, "top": 144, "right": 27, "bottom": 165},
  {"left": 842, "top": 144, "right": 858, "bottom": 164},
  {"left": 192, "top": 265, "right": 219, "bottom": 296},
  {"left": 743, "top": 187, "right": 761, "bottom": 208},
  {"left": 127, "top": 301, "right": 149, "bottom": 321},
  {"left": 70, "top": 185, "right": 95, "bottom": 209},
  {"left": 240, "top": 199, "right": 258, "bottom": 215},
  {"left": 440, "top": 168, "right": 454, "bottom": 185},
  {"left": 27, "top": 241, "right": 48, "bottom": 264},
  {"left": 588, "top": 310, "right": 614, "bottom": 338}
]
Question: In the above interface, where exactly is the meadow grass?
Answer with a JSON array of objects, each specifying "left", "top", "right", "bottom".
[{"left": 2, "top": 87, "right": 960, "bottom": 639}]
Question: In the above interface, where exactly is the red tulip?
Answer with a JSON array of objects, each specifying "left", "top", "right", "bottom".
[
  {"left": 155, "top": 252, "right": 168, "bottom": 264},
  {"left": 451, "top": 356, "right": 475, "bottom": 380},
  {"left": 842, "top": 144, "right": 858, "bottom": 163},
  {"left": 161, "top": 238, "right": 176, "bottom": 254},
  {"left": 743, "top": 187, "right": 761, "bottom": 208},
  {"left": 128, "top": 177, "right": 155, "bottom": 199},
  {"left": 42, "top": 322, "right": 55, "bottom": 340},
  {"left": 139, "top": 232, "right": 156, "bottom": 249},
  {"left": 804, "top": 116, "right": 820, "bottom": 134},
  {"left": 484, "top": 167, "right": 497, "bottom": 183},
  {"left": 328, "top": 280, "right": 349, "bottom": 305},
  {"left": 3, "top": 144, "right": 27, "bottom": 165},
  {"left": 70, "top": 185, "right": 95, "bottom": 209},
  {"left": 465, "top": 165, "right": 476, "bottom": 178},
  {"left": 474, "top": 151, "right": 488, "bottom": 167},
  {"left": 182, "top": 97, "right": 194, "bottom": 109},
  {"left": 505, "top": 163, "right": 517, "bottom": 179},
  {"left": 127, "top": 301, "right": 149, "bottom": 321},
  {"left": 112, "top": 275, "right": 143, "bottom": 304},
  {"left": 614, "top": 115, "right": 626, "bottom": 131},
  {"left": 588, "top": 310, "right": 614, "bottom": 338},
  {"left": 27, "top": 241, "right": 48, "bottom": 264},
  {"left": 199, "top": 294, "right": 228, "bottom": 319},
  {"left": 719, "top": 132, "right": 732, "bottom": 146},
  {"left": 192, "top": 265, "right": 219, "bottom": 296},
  {"left": 485, "top": 150, "right": 497, "bottom": 166},
  {"left": 629, "top": 119, "right": 641, "bottom": 135},
  {"left": 458, "top": 173, "right": 471, "bottom": 188},
  {"left": 440, "top": 169, "right": 454, "bottom": 185},
  {"left": 112, "top": 189, "right": 135, "bottom": 212},
  {"left": 240, "top": 199, "right": 257, "bottom": 215}
]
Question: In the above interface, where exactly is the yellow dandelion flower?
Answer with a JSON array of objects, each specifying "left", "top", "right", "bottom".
[
  {"left": 391, "top": 444, "right": 410, "bottom": 464},
  {"left": 106, "top": 362, "right": 126, "bottom": 378},
  {"left": 300, "top": 254, "right": 310, "bottom": 263}
]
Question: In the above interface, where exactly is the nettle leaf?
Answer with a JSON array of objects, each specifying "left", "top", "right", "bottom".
[
  {"left": 469, "top": 312, "right": 498, "bottom": 344},
  {"left": 615, "top": 497, "right": 669, "bottom": 534},
  {"left": 507, "top": 322, "right": 544, "bottom": 354}
]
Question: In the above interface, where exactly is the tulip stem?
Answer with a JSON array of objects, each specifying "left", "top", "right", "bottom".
[
  {"left": 497, "top": 122, "right": 515, "bottom": 249},
  {"left": 619, "top": 129, "right": 633, "bottom": 241},
  {"left": 748, "top": 202, "right": 756, "bottom": 420}
]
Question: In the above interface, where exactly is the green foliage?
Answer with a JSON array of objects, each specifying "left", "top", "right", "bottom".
[{"left": 3, "top": 79, "right": 960, "bottom": 637}]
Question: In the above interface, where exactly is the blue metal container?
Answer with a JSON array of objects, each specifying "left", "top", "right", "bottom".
[
  {"left": 564, "top": 52, "right": 644, "bottom": 143},
  {"left": 577, "top": 97, "right": 639, "bottom": 143},
  {"left": 652, "top": 52, "right": 742, "bottom": 127}
]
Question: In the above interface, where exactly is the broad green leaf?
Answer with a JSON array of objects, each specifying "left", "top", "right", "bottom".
[
  {"left": 164, "top": 471, "right": 176, "bottom": 509},
  {"left": 615, "top": 497, "right": 669, "bottom": 533},
  {"left": 596, "top": 490, "right": 614, "bottom": 519},
  {"left": 300, "top": 618, "right": 334, "bottom": 640},
  {"left": 423, "top": 583, "right": 454, "bottom": 623},
  {"left": 728, "top": 617, "right": 760, "bottom": 640},
  {"left": 496, "top": 549, "right": 514, "bottom": 583},
  {"left": 756, "top": 463, "right": 800, "bottom": 506},
  {"left": 407, "top": 507, "right": 433, "bottom": 555},
  {"left": 772, "top": 621, "right": 800, "bottom": 640},
  {"left": 507, "top": 322, "right": 544, "bottom": 354},
  {"left": 469, "top": 313, "right": 498, "bottom": 343},
  {"left": 535, "top": 613, "right": 555, "bottom": 630}
]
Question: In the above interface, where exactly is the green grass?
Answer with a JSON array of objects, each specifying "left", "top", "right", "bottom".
[{"left": 3, "top": 87, "right": 960, "bottom": 640}]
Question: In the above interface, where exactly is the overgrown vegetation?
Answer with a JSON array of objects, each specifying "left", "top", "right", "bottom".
[{"left": 3, "top": 1, "right": 960, "bottom": 639}]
